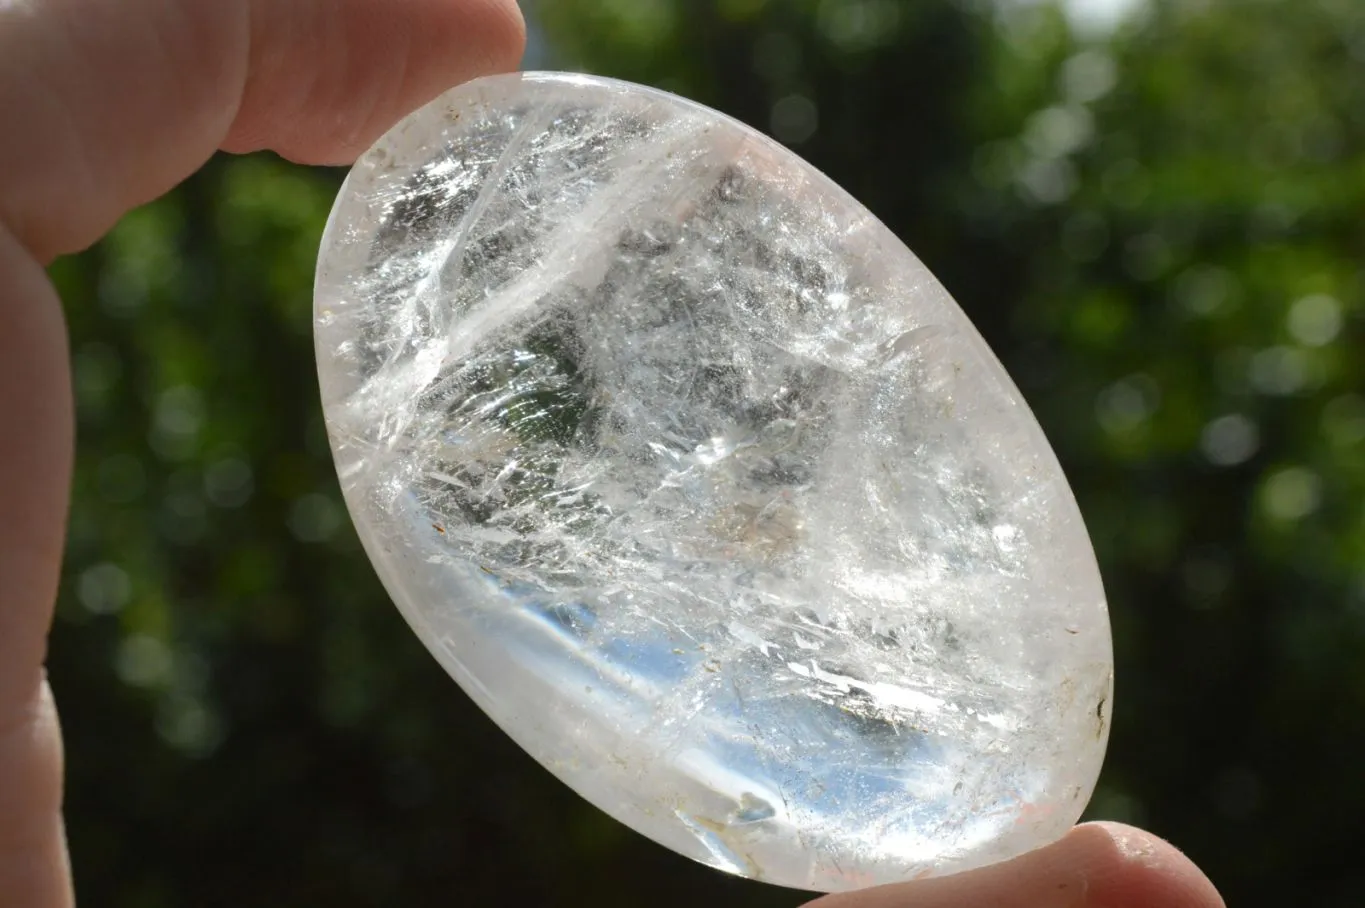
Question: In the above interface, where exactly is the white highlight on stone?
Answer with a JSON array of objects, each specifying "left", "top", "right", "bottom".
[{"left": 314, "top": 72, "right": 1112, "bottom": 892}]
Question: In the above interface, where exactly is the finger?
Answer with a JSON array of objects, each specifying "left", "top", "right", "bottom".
[
  {"left": 0, "top": 225, "right": 72, "bottom": 734},
  {"left": 804, "top": 823, "right": 1225, "bottom": 908},
  {"left": 0, "top": 0, "right": 525, "bottom": 262}
]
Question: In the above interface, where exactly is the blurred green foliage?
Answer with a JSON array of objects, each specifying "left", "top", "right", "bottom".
[{"left": 49, "top": 0, "right": 1364, "bottom": 905}]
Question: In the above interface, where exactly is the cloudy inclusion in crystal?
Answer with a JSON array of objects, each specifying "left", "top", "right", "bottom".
[{"left": 314, "top": 72, "right": 1112, "bottom": 892}]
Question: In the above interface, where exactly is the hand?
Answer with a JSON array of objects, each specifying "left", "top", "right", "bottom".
[
  {"left": 0, "top": 1, "right": 524, "bottom": 905},
  {"left": 0, "top": 2, "right": 1223, "bottom": 906}
]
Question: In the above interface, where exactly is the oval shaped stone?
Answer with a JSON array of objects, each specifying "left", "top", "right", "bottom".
[{"left": 314, "top": 71, "right": 1112, "bottom": 892}]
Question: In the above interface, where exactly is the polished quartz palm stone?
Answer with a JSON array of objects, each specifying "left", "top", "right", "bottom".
[{"left": 314, "top": 72, "right": 1112, "bottom": 892}]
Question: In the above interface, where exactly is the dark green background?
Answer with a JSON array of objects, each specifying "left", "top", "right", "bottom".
[{"left": 49, "top": 0, "right": 1365, "bottom": 904}]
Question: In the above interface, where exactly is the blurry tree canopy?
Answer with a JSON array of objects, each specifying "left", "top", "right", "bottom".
[{"left": 49, "top": 0, "right": 1364, "bottom": 905}]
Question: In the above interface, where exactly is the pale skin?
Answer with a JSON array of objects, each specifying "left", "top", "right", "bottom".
[{"left": 0, "top": 1, "right": 1227, "bottom": 905}]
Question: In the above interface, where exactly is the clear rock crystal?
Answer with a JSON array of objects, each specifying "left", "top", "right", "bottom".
[{"left": 314, "top": 72, "right": 1112, "bottom": 892}]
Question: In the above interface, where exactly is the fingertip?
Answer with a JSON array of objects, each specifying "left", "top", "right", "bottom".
[
  {"left": 1069, "top": 822, "right": 1225, "bottom": 908},
  {"left": 489, "top": 0, "right": 530, "bottom": 69},
  {"left": 801, "top": 822, "right": 1224, "bottom": 908},
  {"left": 223, "top": 0, "right": 527, "bottom": 165}
]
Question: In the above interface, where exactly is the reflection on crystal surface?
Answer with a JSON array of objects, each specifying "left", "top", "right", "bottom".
[{"left": 315, "top": 72, "right": 1112, "bottom": 892}]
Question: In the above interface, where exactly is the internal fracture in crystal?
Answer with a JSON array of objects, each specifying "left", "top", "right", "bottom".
[{"left": 314, "top": 71, "right": 1113, "bottom": 893}]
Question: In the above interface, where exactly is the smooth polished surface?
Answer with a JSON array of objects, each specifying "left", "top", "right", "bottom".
[{"left": 314, "top": 72, "right": 1112, "bottom": 892}]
